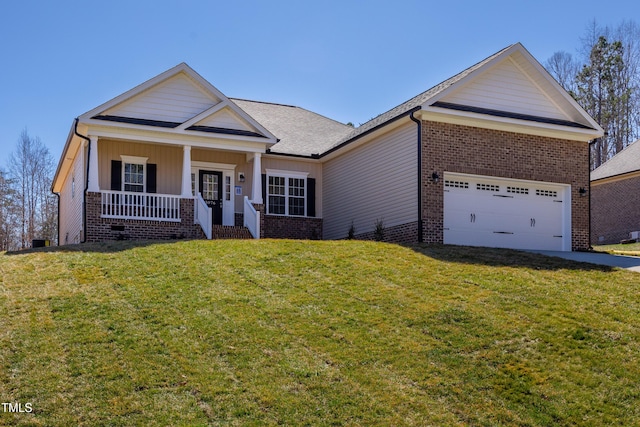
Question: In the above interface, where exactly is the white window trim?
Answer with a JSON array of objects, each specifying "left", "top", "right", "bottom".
[
  {"left": 120, "top": 155, "right": 148, "bottom": 193},
  {"left": 266, "top": 169, "right": 309, "bottom": 217}
]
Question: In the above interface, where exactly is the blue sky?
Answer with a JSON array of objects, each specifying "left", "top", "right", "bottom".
[{"left": 0, "top": 0, "right": 637, "bottom": 169}]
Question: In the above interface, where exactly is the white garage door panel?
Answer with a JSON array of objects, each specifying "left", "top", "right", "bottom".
[{"left": 443, "top": 173, "right": 570, "bottom": 251}]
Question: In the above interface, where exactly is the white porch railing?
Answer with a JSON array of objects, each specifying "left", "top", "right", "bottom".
[
  {"left": 243, "top": 196, "right": 260, "bottom": 239},
  {"left": 101, "top": 190, "right": 181, "bottom": 222},
  {"left": 194, "top": 193, "right": 212, "bottom": 239}
]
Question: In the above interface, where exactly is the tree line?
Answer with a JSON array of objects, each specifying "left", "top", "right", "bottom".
[
  {"left": 545, "top": 20, "right": 640, "bottom": 169},
  {"left": 0, "top": 129, "right": 57, "bottom": 251}
]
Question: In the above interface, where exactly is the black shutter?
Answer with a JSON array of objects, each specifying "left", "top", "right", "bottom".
[
  {"left": 261, "top": 174, "right": 266, "bottom": 204},
  {"left": 307, "top": 178, "right": 316, "bottom": 217},
  {"left": 147, "top": 163, "right": 157, "bottom": 193},
  {"left": 111, "top": 160, "right": 122, "bottom": 190}
]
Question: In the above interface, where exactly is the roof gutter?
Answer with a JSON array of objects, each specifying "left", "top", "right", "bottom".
[
  {"left": 264, "top": 149, "right": 320, "bottom": 160},
  {"left": 410, "top": 110, "right": 423, "bottom": 243},
  {"left": 73, "top": 118, "right": 92, "bottom": 243}
]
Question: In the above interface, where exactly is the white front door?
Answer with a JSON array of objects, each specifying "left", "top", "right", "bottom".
[{"left": 443, "top": 173, "right": 570, "bottom": 251}]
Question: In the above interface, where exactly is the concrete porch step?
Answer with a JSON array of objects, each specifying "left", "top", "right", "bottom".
[{"left": 210, "top": 225, "right": 253, "bottom": 239}]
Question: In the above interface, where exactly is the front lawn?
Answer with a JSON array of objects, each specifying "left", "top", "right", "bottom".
[{"left": 1, "top": 240, "right": 638, "bottom": 426}]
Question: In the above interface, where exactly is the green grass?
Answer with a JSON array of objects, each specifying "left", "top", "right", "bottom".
[
  {"left": 594, "top": 242, "right": 640, "bottom": 256},
  {"left": 1, "top": 240, "right": 639, "bottom": 426}
]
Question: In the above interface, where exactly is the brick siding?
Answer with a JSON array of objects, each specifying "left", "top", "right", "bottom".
[
  {"left": 85, "top": 192, "right": 204, "bottom": 242},
  {"left": 591, "top": 175, "right": 640, "bottom": 244},
  {"left": 263, "top": 215, "right": 323, "bottom": 240},
  {"left": 421, "top": 121, "right": 590, "bottom": 251}
]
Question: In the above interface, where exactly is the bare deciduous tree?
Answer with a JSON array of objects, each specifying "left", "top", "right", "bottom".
[
  {"left": 546, "top": 19, "right": 640, "bottom": 169},
  {"left": 545, "top": 51, "right": 579, "bottom": 95},
  {"left": 0, "top": 168, "right": 19, "bottom": 251},
  {"left": 8, "top": 129, "right": 57, "bottom": 248}
]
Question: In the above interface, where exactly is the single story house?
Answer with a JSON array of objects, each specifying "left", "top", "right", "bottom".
[
  {"left": 591, "top": 139, "right": 640, "bottom": 244},
  {"left": 52, "top": 43, "right": 603, "bottom": 251}
]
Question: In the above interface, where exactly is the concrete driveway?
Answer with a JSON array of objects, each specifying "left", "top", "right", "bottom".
[{"left": 528, "top": 250, "right": 640, "bottom": 273}]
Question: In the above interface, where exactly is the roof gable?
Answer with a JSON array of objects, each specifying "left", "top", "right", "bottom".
[
  {"left": 102, "top": 73, "right": 219, "bottom": 123},
  {"left": 192, "top": 107, "right": 256, "bottom": 132},
  {"left": 79, "top": 63, "right": 277, "bottom": 142},
  {"left": 439, "top": 55, "right": 570, "bottom": 122},
  {"left": 422, "top": 43, "right": 603, "bottom": 136}
]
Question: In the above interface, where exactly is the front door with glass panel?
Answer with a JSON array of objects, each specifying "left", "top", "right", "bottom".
[{"left": 199, "top": 170, "right": 223, "bottom": 225}]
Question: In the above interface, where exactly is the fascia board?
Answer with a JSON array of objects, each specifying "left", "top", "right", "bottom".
[
  {"left": 52, "top": 122, "right": 84, "bottom": 193},
  {"left": 591, "top": 169, "right": 640, "bottom": 185},
  {"left": 419, "top": 107, "right": 603, "bottom": 142},
  {"left": 84, "top": 123, "right": 269, "bottom": 153},
  {"left": 81, "top": 117, "right": 276, "bottom": 144}
]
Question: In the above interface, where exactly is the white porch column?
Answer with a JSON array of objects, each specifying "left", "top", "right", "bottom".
[
  {"left": 181, "top": 145, "right": 192, "bottom": 197},
  {"left": 251, "top": 152, "right": 263, "bottom": 204},
  {"left": 87, "top": 136, "right": 100, "bottom": 192}
]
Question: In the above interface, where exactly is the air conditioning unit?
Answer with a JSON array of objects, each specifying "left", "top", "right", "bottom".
[{"left": 630, "top": 231, "right": 640, "bottom": 240}]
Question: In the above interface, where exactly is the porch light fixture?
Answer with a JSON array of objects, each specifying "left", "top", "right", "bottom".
[
  {"left": 579, "top": 187, "right": 587, "bottom": 197},
  {"left": 431, "top": 172, "right": 440, "bottom": 183},
  {"left": 238, "top": 172, "right": 245, "bottom": 183}
]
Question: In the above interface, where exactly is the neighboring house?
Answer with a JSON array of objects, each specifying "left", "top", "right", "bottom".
[
  {"left": 52, "top": 43, "right": 603, "bottom": 251},
  {"left": 591, "top": 139, "right": 640, "bottom": 244}
]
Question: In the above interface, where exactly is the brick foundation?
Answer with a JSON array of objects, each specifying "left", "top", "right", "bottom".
[
  {"left": 591, "top": 175, "right": 640, "bottom": 244},
  {"left": 354, "top": 221, "right": 419, "bottom": 244},
  {"left": 85, "top": 192, "right": 204, "bottom": 242},
  {"left": 421, "top": 121, "right": 591, "bottom": 251},
  {"left": 263, "top": 215, "right": 323, "bottom": 240}
]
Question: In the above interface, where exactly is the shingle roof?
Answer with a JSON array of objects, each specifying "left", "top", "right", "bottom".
[
  {"left": 591, "top": 139, "right": 640, "bottom": 181},
  {"left": 230, "top": 99, "right": 353, "bottom": 157}
]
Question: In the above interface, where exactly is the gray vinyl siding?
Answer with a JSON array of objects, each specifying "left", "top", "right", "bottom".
[{"left": 323, "top": 122, "right": 418, "bottom": 239}]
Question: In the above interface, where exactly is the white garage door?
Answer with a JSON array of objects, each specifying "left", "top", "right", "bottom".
[{"left": 443, "top": 173, "right": 571, "bottom": 251}]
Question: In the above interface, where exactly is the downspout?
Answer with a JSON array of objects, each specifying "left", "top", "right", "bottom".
[
  {"left": 410, "top": 111, "right": 423, "bottom": 243},
  {"left": 51, "top": 191, "right": 60, "bottom": 246},
  {"left": 73, "top": 118, "right": 91, "bottom": 243},
  {"left": 588, "top": 139, "right": 596, "bottom": 250}
]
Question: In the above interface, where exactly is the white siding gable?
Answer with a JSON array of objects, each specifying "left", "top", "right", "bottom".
[
  {"left": 441, "top": 57, "right": 569, "bottom": 122},
  {"left": 104, "top": 73, "right": 220, "bottom": 123},
  {"left": 194, "top": 107, "right": 256, "bottom": 132}
]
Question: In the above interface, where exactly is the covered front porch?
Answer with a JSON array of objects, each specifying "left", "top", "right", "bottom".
[{"left": 85, "top": 136, "right": 264, "bottom": 241}]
